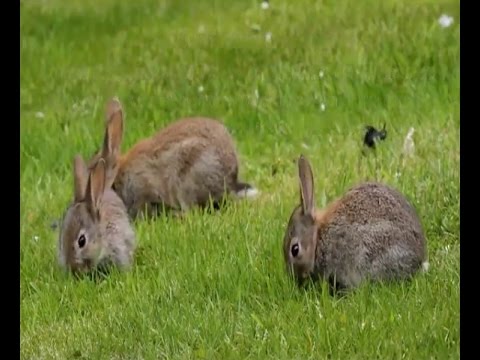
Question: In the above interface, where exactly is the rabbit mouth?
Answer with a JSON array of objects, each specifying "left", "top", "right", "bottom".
[
  {"left": 295, "top": 274, "right": 311, "bottom": 287},
  {"left": 82, "top": 259, "right": 93, "bottom": 270},
  {"left": 83, "top": 245, "right": 105, "bottom": 265},
  {"left": 70, "top": 259, "right": 93, "bottom": 275},
  {"left": 73, "top": 251, "right": 102, "bottom": 273},
  {"left": 294, "top": 269, "right": 319, "bottom": 287}
]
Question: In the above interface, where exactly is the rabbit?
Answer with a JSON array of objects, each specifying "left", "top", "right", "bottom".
[
  {"left": 88, "top": 97, "right": 258, "bottom": 219},
  {"left": 57, "top": 155, "right": 136, "bottom": 274},
  {"left": 283, "top": 154, "right": 428, "bottom": 291}
]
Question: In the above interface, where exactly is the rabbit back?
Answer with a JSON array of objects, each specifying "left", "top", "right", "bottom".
[
  {"left": 317, "top": 182, "right": 427, "bottom": 288},
  {"left": 115, "top": 117, "right": 246, "bottom": 215}
]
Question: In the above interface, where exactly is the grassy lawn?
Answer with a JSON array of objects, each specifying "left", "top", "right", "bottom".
[{"left": 20, "top": 0, "right": 459, "bottom": 358}]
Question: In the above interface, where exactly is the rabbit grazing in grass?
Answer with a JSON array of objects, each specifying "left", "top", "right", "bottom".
[
  {"left": 58, "top": 155, "right": 136, "bottom": 275},
  {"left": 88, "top": 97, "right": 258, "bottom": 219},
  {"left": 283, "top": 155, "right": 428, "bottom": 292}
]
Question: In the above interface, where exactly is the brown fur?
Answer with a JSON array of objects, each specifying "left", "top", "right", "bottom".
[
  {"left": 283, "top": 155, "right": 428, "bottom": 290},
  {"left": 314, "top": 198, "right": 342, "bottom": 228},
  {"left": 58, "top": 156, "right": 136, "bottom": 274},
  {"left": 89, "top": 98, "right": 256, "bottom": 219}
]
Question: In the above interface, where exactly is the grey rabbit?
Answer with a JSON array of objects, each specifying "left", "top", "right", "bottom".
[
  {"left": 283, "top": 155, "right": 428, "bottom": 290},
  {"left": 57, "top": 155, "right": 136, "bottom": 274}
]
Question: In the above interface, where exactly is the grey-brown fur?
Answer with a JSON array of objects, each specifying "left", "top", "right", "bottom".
[
  {"left": 89, "top": 98, "right": 257, "bottom": 219},
  {"left": 58, "top": 156, "right": 136, "bottom": 274},
  {"left": 283, "top": 155, "right": 428, "bottom": 290}
]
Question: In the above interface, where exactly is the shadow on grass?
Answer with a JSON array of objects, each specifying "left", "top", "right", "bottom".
[{"left": 292, "top": 270, "right": 427, "bottom": 299}]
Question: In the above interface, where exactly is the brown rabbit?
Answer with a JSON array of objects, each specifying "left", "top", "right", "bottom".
[
  {"left": 283, "top": 155, "right": 428, "bottom": 291},
  {"left": 57, "top": 155, "right": 136, "bottom": 274},
  {"left": 88, "top": 98, "right": 258, "bottom": 219}
]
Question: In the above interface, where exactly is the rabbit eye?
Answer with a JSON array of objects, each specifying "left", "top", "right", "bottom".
[
  {"left": 78, "top": 234, "right": 86, "bottom": 248},
  {"left": 291, "top": 243, "right": 299, "bottom": 257}
]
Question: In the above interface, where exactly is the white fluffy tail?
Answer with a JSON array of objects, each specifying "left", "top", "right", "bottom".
[
  {"left": 421, "top": 261, "right": 430, "bottom": 272},
  {"left": 235, "top": 186, "right": 259, "bottom": 199},
  {"left": 233, "top": 180, "right": 259, "bottom": 199}
]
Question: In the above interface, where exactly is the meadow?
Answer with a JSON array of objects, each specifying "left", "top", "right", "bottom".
[{"left": 20, "top": 0, "right": 460, "bottom": 358}]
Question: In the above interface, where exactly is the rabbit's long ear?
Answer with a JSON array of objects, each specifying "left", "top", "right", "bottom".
[
  {"left": 85, "top": 158, "right": 106, "bottom": 218},
  {"left": 99, "top": 97, "right": 124, "bottom": 188},
  {"left": 101, "top": 97, "right": 124, "bottom": 160},
  {"left": 73, "top": 155, "right": 88, "bottom": 202},
  {"left": 298, "top": 155, "right": 315, "bottom": 216}
]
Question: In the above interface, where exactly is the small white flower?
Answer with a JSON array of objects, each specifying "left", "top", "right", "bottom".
[
  {"left": 198, "top": 85, "right": 204, "bottom": 93},
  {"left": 319, "top": 70, "right": 324, "bottom": 79},
  {"left": 422, "top": 261, "right": 430, "bottom": 272},
  {"left": 33, "top": 235, "right": 39, "bottom": 242},
  {"left": 265, "top": 32, "right": 272, "bottom": 42},
  {"left": 438, "top": 14, "right": 454, "bottom": 28},
  {"left": 261, "top": 1, "right": 269, "bottom": 10},
  {"left": 35, "top": 112, "right": 45, "bottom": 119},
  {"left": 320, "top": 103, "right": 326, "bottom": 111},
  {"left": 198, "top": 24, "right": 205, "bottom": 34},
  {"left": 402, "top": 127, "right": 415, "bottom": 157}
]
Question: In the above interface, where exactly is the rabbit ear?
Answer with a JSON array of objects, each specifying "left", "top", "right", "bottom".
[
  {"left": 298, "top": 155, "right": 315, "bottom": 216},
  {"left": 73, "top": 155, "right": 88, "bottom": 202},
  {"left": 85, "top": 158, "right": 106, "bottom": 217},
  {"left": 101, "top": 97, "right": 124, "bottom": 160}
]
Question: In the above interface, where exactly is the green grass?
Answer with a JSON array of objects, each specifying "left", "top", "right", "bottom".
[{"left": 20, "top": 0, "right": 460, "bottom": 358}]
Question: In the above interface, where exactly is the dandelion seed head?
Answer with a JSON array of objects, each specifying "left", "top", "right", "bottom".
[{"left": 438, "top": 14, "right": 454, "bottom": 28}]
